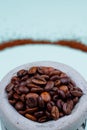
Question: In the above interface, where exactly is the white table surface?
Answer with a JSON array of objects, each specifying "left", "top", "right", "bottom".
[{"left": 0, "top": 0, "right": 87, "bottom": 129}]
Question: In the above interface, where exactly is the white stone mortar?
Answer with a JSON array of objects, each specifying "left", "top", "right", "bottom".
[{"left": 0, "top": 61, "right": 87, "bottom": 130}]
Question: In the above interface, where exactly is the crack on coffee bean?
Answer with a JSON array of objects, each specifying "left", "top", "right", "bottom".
[{"left": 5, "top": 66, "right": 83, "bottom": 123}]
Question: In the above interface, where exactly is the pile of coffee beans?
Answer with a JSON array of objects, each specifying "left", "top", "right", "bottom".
[{"left": 5, "top": 66, "right": 83, "bottom": 123}]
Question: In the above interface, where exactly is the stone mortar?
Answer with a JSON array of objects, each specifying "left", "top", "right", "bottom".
[{"left": 0, "top": 61, "right": 87, "bottom": 130}]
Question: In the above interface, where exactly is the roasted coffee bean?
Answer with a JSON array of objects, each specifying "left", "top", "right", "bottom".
[
  {"left": 11, "top": 76, "right": 20, "bottom": 85},
  {"left": 20, "top": 94, "right": 25, "bottom": 102},
  {"left": 25, "top": 107, "right": 38, "bottom": 114},
  {"left": 13, "top": 87, "right": 18, "bottom": 92},
  {"left": 16, "top": 89, "right": 21, "bottom": 95},
  {"left": 6, "top": 83, "right": 14, "bottom": 92},
  {"left": 55, "top": 80, "right": 61, "bottom": 86},
  {"left": 66, "top": 91, "right": 72, "bottom": 98},
  {"left": 20, "top": 81, "right": 27, "bottom": 86},
  {"left": 56, "top": 100, "right": 62, "bottom": 110},
  {"left": 45, "top": 111, "right": 51, "bottom": 119},
  {"left": 26, "top": 93, "right": 39, "bottom": 99},
  {"left": 15, "top": 101, "right": 24, "bottom": 110},
  {"left": 26, "top": 97, "right": 37, "bottom": 108},
  {"left": 31, "top": 87, "right": 44, "bottom": 93},
  {"left": 18, "top": 110, "right": 26, "bottom": 115},
  {"left": 26, "top": 78, "right": 32, "bottom": 84},
  {"left": 21, "top": 75, "right": 28, "bottom": 81},
  {"left": 34, "top": 111, "right": 44, "bottom": 118},
  {"left": 38, "top": 67, "right": 54, "bottom": 75},
  {"left": 73, "top": 87, "right": 83, "bottom": 92},
  {"left": 13, "top": 93, "right": 20, "bottom": 100},
  {"left": 73, "top": 97, "right": 79, "bottom": 105},
  {"left": 19, "top": 86, "right": 29, "bottom": 94},
  {"left": 41, "top": 75, "right": 49, "bottom": 80},
  {"left": 67, "top": 100, "right": 74, "bottom": 110},
  {"left": 59, "top": 85, "right": 68, "bottom": 93},
  {"left": 38, "top": 116, "right": 47, "bottom": 123},
  {"left": 8, "top": 90, "right": 14, "bottom": 99},
  {"left": 27, "top": 83, "right": 40, "bottom": 88},
  {"left": 49, "top": 70, "right": 61, "bottom": 76},
  {"left": 50, "top": 75, "right": 60, "bottom": 81},
  {"left": 38, "top": 96, "right": 45, "bottom": 108},
  {"left": 45, "top": 81, "right": 54, "bottom": 91},
  {"left": 32, "top": 79, "right": 47, "bottom": 85},
  {"left": 9, "top": 99, "right": 16, "bottom": 105},
  {"left": 44, "top": 67, "right": 54, "bottom": 75},
  {"left": 51, "top": 106, "right": 59, "bottom": 120},
  {"left": 68, "top": 83, "right": 74, "bottom": 91},
  {"left": 37, "top": 67, "right": 44, "bottom": 74},
  {"left": 25, "top": 114, "right": 37, "bottom": 121},
  {"left": 5, "top": 66, "right": 83, "bottom": 123},
  {"left": 13, "top": 87, "right": 21, "bottom": 95},
  {"left": 17, "top": 69, "right": 28, "bottom": 78},
  {"left": 60, "top": 73, "right": 67, "bottom": 78},
  {"left": 34, "top": 74, "right": 46, "bottom": 82},
  {"left": 28, "top": 67, "right": 37, "bottom": 75},
  {"left": 47, "top": 101, "right": 55, "bottom": 111},
  {"left": 71, "top": 90, "right": 83, "bottom": 97},
  {"left": 47, "top": 67, "right": 55, "bottom": 73},
  {"left": 63, "top": 103, "right": 71, "bottom": 115},
  {"left": 58, "top": 90, "right": 66, "bottom": 99},
  {"left": 60, "top": 77, "right": 70, "bottom": 84},
  {"left": 41, "top": 92, "right": 51, "bottom": 102},
  {"left": 26, "top": 93, "right": 38, "bottom": 108}
]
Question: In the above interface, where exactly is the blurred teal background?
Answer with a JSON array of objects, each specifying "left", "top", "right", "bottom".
[
  {"left": 0, "top": 0, "right": 87, "bottom": 42},
  {"left": 0, "top": 0, "right": 87, "bottom": 129}
]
